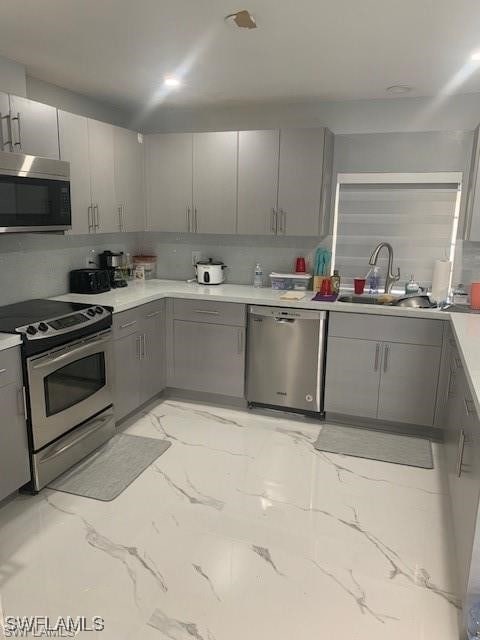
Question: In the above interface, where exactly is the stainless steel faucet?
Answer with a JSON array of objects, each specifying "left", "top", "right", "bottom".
[{"left": 368, "top": 242, "right": 401, "bottom": 294}]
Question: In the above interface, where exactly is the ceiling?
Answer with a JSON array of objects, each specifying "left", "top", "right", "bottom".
[{"left": 2, "top": 0, "right": 480, "bottom": 114}]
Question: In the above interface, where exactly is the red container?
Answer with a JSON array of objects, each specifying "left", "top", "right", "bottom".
[
  {"left": 295, "top": 257, "right": 306, "bottom": 273},
  {"left": 320, "top": 277, "right": 332, "bottom": 295},
  {"left": 354, "top": 278, "right": 366, "bottom": 295}
]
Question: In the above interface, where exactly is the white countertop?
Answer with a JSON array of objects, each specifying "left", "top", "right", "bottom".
[
  {"left": 52, "top": 279, "right": 451, "bottom": 319},
  {"left": 51, "top": 278, "right": 480, "bottom": 417},
  {"left": 0, "top": 333, "right": 22, "bottom": 351}
]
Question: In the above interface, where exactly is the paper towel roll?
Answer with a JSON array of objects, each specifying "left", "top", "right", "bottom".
[{"left": 431, "top": 259, "right": 452, "bottom": 302}]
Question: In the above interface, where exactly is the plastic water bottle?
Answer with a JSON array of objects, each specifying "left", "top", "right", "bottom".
[
  {"left": 467, "top": 601, "right": 480, "bottom": 639},
  {"left": 253, "top": 263, "right": 263, "bottom": 288},
  {"left": 367, "top": 266, "right": 380, "bottom": 295}
]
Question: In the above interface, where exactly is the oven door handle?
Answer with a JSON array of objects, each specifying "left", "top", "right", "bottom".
[
  {"left": 31, "top": 334, "right": 111, "bottom": 370},
  {"left": 38, "top": 412, "right": 113, "bottom": 463}
]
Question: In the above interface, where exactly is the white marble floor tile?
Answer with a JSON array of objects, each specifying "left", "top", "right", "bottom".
[{"left": 0, "top": 399, "right": 460, "bottom": 640}]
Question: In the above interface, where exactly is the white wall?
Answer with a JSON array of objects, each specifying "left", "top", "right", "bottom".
[
  {"left": 26, "top": 77, "right": 133, "bottom": 128},
  {"left": 0, "top": 56, "right": 26, "bottom": 97},
  {"left": 141, "top": 92, "right": 480, "bottom": 135}
]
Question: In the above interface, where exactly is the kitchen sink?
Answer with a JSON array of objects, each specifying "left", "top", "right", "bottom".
[{"left": 336, "top": 294, "right": 383, "bottom": 305}]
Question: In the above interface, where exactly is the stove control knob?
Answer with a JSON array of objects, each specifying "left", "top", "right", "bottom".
[
  {"left": 26, "top": 325, "right": 37, "bottom": 335},
  {"left": 38, "top": 322, "right": 48, "bottom": 332},
  {"left": 87, "top": 309, "right": 96, "bottom": 317},
  {"left": 95, "top": 306, "right": 104, "bottom": 315}
]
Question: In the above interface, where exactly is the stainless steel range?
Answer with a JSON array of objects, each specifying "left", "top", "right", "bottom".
[{"left": 0, "top": 299, "right": 115, "bottom": 492}]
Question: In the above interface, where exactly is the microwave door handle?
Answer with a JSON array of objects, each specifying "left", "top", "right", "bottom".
[{"left": 31, "top": 334, "right": 111, "bottom": 370}]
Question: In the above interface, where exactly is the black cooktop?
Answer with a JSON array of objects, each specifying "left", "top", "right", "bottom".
[{"left": 0, "top": 299, "right": 92, "bottom": 333}]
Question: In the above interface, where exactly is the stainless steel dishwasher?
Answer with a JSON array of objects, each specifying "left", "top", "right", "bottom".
[{"left": 247, "top": 306, "right": 327, "bottom": 414}]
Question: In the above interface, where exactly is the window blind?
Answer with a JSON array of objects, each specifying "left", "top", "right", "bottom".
[{"left": 333, "top": 183, "right": 459, "bottom": 289}]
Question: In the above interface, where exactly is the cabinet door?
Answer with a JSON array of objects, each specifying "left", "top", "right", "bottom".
[
  {"left": 324, "top": 337, "right": 380, "bottom": 418},
  {"left": 277, "top": 128, "right": 325, "bottom": 236},
  {"left": 172, "top": 320, "right": 245, "bottom": 397},
  {"left": 114, "top": 127, "right": 145, "bottom": 232},
  {"left": 377, "top": 343, "right": 441, "bottom": 426},
  {"left": 0, "top": 383, "right": 30, "bottom": 500},
  {"left": 140, "top": 302, "right": 166, "bottom": 404},
  {"left": 237, "top": 130, "right": 279, "bottom": 235},
  {"left": 192, "top": 131, "right": 237, "bottom": 234},
  {"left": 113, "top": 332, "right": 141, "bottom": 421},
  {"left": 0, "top": 92, "right": 11, "bottom": 151},
  {"left": 145, "top": 133, "right": 193, "bottom": 232},
  {"left": 9, "top": 95, "right": 59, "bottom": 159},
  {"left": 88, "top": 118, "right": 117, "bottom": 233},
  {"left": 58, "top": 110, "right": 92, "bottom": 235}
]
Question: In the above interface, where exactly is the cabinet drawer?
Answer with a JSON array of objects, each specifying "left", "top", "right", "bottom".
[
  {"left": 139, "top": 300, "right": 165, "bottom": 320},
  {"left": 173, "top": 299, "right": 246, "bottom": 326},
  {"left": 0, "top": 347, "right": 21, "bottom": 388},
  {"left": 328, "top": 312, "right": 444, "bottom": 346},
  {"left": 112, "top": 308, "right": 140, "bottom": 338}
]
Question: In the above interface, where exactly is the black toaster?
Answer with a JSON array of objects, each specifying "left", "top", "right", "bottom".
[{"left": 69, "top": 269, "right": 111, "bottom": 294}]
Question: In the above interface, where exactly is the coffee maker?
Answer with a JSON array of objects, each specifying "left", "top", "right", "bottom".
[{"left": 98, "top": 251, "right": 127, "bottom": 288}]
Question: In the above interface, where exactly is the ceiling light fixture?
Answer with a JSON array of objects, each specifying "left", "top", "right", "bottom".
[
  {"left": 471, "top": 52, "right": 480, "bottom": 62},
  {"left": 386, "top": 84, "right": 412, "bottom": 94},
  {"left": 164, "top": 76, "right": 181, "bottom": 88},
  {"left": 225, "top": 9, "right": 257, "bottom": 29}
]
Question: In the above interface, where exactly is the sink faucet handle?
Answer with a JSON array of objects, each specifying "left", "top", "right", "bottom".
[{"left": 394, "top": 267, "right": 401, "bottom": 281}]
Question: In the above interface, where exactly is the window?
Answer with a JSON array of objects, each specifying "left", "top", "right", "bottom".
[{"left": 331, "top": 173, "right": 462, "bottom": 291}]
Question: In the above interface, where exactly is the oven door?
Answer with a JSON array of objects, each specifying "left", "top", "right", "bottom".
[{"left": 27, "top": 331, "right": 112, "bottom": 451}]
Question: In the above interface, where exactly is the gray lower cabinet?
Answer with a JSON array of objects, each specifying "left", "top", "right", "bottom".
[
  {"left": 0, "top": 347, "right": 30, "bottom": 501},
  {"left": 112, "top": 301, "right": 166, "bottom": 422},
  {"left": 324, "top": 313, "right": 444, "bottom": 427},
  {"left": 172, "top": 320, "right": 245, "bottom": 397},
  {"left": 168, "top": 299, "right": 246, "bottom": 398},
  {"left": 444, "top": 338, "right": 480, "bottom": 635}
]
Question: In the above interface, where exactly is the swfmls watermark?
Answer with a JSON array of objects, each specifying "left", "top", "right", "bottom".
[{"left": 0, "top": 598, "right": 105, "bottom": 637}]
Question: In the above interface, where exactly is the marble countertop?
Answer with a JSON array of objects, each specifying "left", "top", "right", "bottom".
[
  {"left": 52, "top": 279, "right": 451, "bottom": 319},
  {"left": 0, "top": 333, "right": 22, "bottom": 352}
]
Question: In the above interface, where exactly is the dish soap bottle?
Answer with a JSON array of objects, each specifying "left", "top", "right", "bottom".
[
  {"left": 405, "top": 274, "right": 420, "bottom": 295},
  {"left": 253, "top": 263, "right": 263, "bottom": 288},
  {"left": 331, "top": 269, "right": 341, "bottom": 295}
]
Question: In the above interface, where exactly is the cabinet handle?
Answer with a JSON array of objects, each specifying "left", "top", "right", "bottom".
[
  {"left": 271, "top": 208, "right": 277, "bottom": 233},
  {"left": 186, "top": 206, "right": 191, "bottom": 232},
  {"left": 87, "top": 205, "right": 94, "bottom": 231},
  {"left": 0, "top": 368, "right": 6, "bottom": 375},
  {"left": 383, "top": 344, "right": 389, "bottom": 372},
  {"left": 456, "top": 429, "right": 466, "bottom": 477},
  {"left": 194, "top": 208, "right": 198, "bottom": 232},
  {"left": 117, "top": 205, "right": 123, "bottom": 231},
  {"left": 237, "top": 329, "right": 243, "bottom": 354},
  {"left": 465, "top": 397, "right": 476, "bottom": 416},
  {"left": 94, "top": 204, "right": 100, "bottom": 229},
  {"left": 1, "top": 114, "right": 13, "bottom": 151},
  {"left": 194, "top": 309, "right": 220, "bottom": 315},
  {"left": 447, "top": 370, "right": 456, "bottom": 397},
  {"left": 280, "top": 209, "right": 287, "bottom": 234},
  {"left": 11, "top": 112, "right": 21, "bottom": 150},
  {"left": 119, "top": 320, "right": 137, "bottom": 329},
  {"left": 146, "top": 310, "right": 162, "bottom": 318},
  {"left": 454, "top": 356, "right": 462, "bottom": 369},
  {"left": 21, "top": 386, "right": 27, "bottom": 418},
  {"left": 142, "top": 334, "right": 146, "bottom": 359},
  {"left": 374, "top": 343, "right": 381, "bottom": 371},
  {"left": 136, "top": 335, "right": 142, "bottom": 360}
]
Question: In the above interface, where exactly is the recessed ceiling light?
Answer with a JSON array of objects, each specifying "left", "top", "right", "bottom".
[
  {"left": 471, "top": 52, "right": 480, "bottom": 61},
  {"left": 164, "top": 76, "right": 181, "bottom": 88},
  {"left": 386, "top": 84, "right": 412, "bottom": 94}
]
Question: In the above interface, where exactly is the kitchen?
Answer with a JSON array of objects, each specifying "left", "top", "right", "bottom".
[{"left": 1, "top": 2, "right": 480, "bottom": 639}]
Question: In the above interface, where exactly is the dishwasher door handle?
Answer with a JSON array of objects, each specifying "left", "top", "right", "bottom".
[{"left": 274, "top": 317, "right": 295, "bottom": 323}]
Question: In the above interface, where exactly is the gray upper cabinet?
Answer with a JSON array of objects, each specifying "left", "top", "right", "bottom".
[
  {"left": 146, "top": 133, "right": 193, "bottom": 232},
  {"left": 87, "top": 118, "right": 117, "bottom": 233},
  {"left": 0, "top": 347, "right": 30, "bottom": 501},
  {"left": 192, "top": 131, "right": 237, "bottom": 234},
  {"left": 325, "top": 313, "right": 443, "bottom": 427},
  {"left": 58, "top": 110, "right": 92, "bottom": 235},
  {"left": 237, "top": 130, "right": 279, "bottom": 235},
  {"left": 8, "top": 95, "right": 59, "bottom": 159},
  {"left": 466, "top": 124, "right": 480, "bottom": 241},
  {"left": 114, "top": 127, "right": 145, "bottom": 232},
  {"left": 277, "top": 128, "right": 329, "bottom": 236}
]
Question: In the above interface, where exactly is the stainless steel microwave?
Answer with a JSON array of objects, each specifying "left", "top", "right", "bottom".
[{"left": 0, "top": 150, "right": 71, "bottom": 232}]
